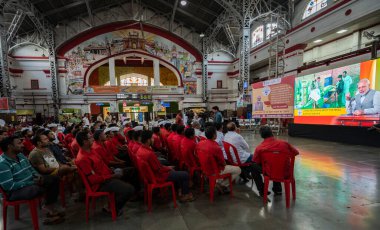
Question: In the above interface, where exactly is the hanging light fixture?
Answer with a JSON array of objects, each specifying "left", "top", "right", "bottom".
[{"left": 180, "top": 0, "right": 187, "bottom": 6}]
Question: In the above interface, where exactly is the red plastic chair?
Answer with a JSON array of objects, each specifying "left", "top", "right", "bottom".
[
  {"left": 136, "top": 159, "right": 177, "bottom": 212},
  {"left": 0, "top": 187, "right": 40, "bottom": 230},
  {"left": 76, "top": 167, "right": 117, "bottom": 222},
  {"left": 262, "top": 152, "right": 296, "bottom": 208},
  {"left": 223, "top": 141, "right": 252, "bottom": 167},
  {"left": 197, "top": 150, "right": 233, "bottom": 202}
]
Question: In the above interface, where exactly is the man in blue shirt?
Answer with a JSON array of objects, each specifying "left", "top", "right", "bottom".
[
  {"left": 212, "top": 106, "right": 223, "bottom": 124},
  {"left": 0, "top": 135, "right": 64, "bottom": 224}
]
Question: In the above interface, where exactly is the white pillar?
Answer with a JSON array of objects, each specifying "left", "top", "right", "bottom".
[
  {"left": 109, "top": 57, "right": 116, "bottom": 86},
  {"left": 196, "top": 77, "right": 203, "bottom": 94},
  {"left": 154, "top": 59, "right": 160, "bottom": 86}
]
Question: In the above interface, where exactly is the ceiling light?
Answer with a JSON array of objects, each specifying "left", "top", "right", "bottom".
[
  {"left": 313, "top": 39, "right": 323, "bottom": 43},
  {"left": 180, "top": 0, "right": 187, "bottom": 6},
  {"left": 337, "top": 29, "right": 347, "bottom": 34},
  {"left": 199, "top": 33, "right": 205, "bottom": 38}
]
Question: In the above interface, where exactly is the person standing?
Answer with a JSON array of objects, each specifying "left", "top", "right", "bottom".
[
  {"left": 342, "top": 71, "right": 352, "bottom": 105},
  {"left": 335, "top": 75, "right": 344, "bottom": 107},
  {"left": 212, "top": 106, "right": 223, "bottom": 124}
]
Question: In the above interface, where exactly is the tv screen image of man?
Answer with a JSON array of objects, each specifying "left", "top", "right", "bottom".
[
  {"left": 254, "top": 96, "right": 264, "bottom": 111},
  {"left": 346, "top": 78, "right": 380, "bottom": 115}
]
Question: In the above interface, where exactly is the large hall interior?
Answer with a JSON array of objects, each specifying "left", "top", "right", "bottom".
[{"left": 0, "top": 0, "right": 380, "bottom": 229}]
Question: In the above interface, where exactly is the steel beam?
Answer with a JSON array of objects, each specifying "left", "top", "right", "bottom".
[
  {"left": 84, "top": 0, "right": 94, "bottom": 27},
  {"left": 169, "top": 0, "right": 179, "bottom": 32},
  {"left": 202, "top": 38, "right": 208, "bottom": 102}
]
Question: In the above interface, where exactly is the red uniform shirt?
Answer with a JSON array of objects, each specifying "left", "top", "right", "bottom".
[
  {"left": 123, "top": 127, "right": 133, "bottom": 139},
  {"left": 132, "top": 142, "right": 142, "bottom": 154},
  {"left": 160, "top": 128, "right": 170, "bottom": 148},
  {"left": 22, "top": 138, "right": 35, "bottom": 156},
  {"left": 128, "top": 140, "right": 136, "bottom": 151},
  {"left": 166, "top": 132, "right": 177, "bottom": 153},
  {"left": 136, "top": 145, "right": 171, "bottom": 183},
  {"left": 105, "top": 139, "right": 119, "bottom": 156},
  {"left": 152, "top": 133, "right": 162, "bottom": 151},
  {"left": 180, "top": 137, "right": 198, "bottom": 167},
  {"left": 253, "top": 137, "right": 299, "bottom": 165},
  {"left": 75, "top": 148, "right": 113, "bottom": 191},
  {"left": 64, "top": 133, "right": 74, "bottom": 147},
  {"left": 57, "top": 132, "right": 65, "bottom": 144},
  {"left": 70, "top": 139, "right": 80, "bottom": 157},
  {"left": 115, "top": 133, "right": 126, "bottom": 145},
  {"left": 196, "top": 139, "right": 225, "bottom": 176},
  {"left": 92, "top": 141, "right": 113, "bottom": 165},
  {"left": 171, "top": 134, "right": 184, "bottom": 160}
]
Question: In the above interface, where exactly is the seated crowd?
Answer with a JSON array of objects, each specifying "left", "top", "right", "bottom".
[{"left": 0, "top": 118, "right": 299, "bottom": 227}]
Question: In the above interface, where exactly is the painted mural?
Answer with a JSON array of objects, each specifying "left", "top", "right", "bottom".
[{"left": 64, "top": 29, "right": 197, "bottom": 95}]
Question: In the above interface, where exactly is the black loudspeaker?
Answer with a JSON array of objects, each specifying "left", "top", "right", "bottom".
[{"left": 247, "top": 104, "right": 252, "bottom": 111}]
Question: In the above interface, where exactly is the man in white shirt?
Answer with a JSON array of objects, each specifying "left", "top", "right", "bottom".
[
  {"left": 224, "top": 122, "right": 253, "bottom": 164},
  {"left": 346, "top": 78, "right": 380, "bottom": 115},
  {"left": 215, "top": 123, "right": 227, "bottom": 159},
  {"left": 191, "top": 120, "right": 202, "bottom": 137}
]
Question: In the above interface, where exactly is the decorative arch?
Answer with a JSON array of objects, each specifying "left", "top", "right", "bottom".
[
  {"left": 302, "top": 0, "right": 328, "bottom": 20},
  {"left": 56, "top": 20, "right": 202, "bottom": 61},
  {"left": 84, "top": 51, "right": 183, "bottom": 87}
]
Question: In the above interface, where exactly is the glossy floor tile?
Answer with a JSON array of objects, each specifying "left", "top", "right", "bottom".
[{"left": 2, "top": 133, "right": 380, "bottom": 230}]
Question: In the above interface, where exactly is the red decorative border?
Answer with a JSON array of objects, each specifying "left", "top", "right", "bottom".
[{"left": 56, "top": 21, "right": 202, "bottom": 61}]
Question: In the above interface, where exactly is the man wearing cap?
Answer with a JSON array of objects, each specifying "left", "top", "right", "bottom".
[
  {"left": 21, "top": 127, "right": 35, "bottom": 156},
  {"left": 123, "top": 121, "right": 133, "bottom": 139}
]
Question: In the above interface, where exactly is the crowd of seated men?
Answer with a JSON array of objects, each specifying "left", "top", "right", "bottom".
[{"left": 0, "top": 118, "right": 299, "bottom": 227}]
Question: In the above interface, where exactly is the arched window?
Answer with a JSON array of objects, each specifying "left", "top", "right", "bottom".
[
  {"left": 251, "top": 25, "right": 264, "bottom": 48},
  {"left": 302, "top": 0, "right": 328, "bottom": 20},
  {"left": 266, "top": 23, "right": 279, "bottom": 39}
]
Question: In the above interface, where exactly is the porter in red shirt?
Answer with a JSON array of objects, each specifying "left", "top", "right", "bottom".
[
  {"left": 136, "top": 145, "right": 171, "bottom": 183},
  {"left": 196, "top": 139, "right": 225, "bottom": 176}
]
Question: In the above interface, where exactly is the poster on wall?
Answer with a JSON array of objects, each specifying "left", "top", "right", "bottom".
[
  {"left": 294, "top": 59, "right": 380, "bottom": 126},
  {"left": 183, "top": 82, "right": 197, "bottom": 95},
  {"left": 64, "top": 29, "right": 197, "bottom": 95},
  {"left": 251, "top": 75, "right": 295, "bottom": 118}
]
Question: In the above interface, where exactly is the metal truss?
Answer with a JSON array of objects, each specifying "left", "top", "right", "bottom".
[
  {"left": 1, "top": 0, "right": 59, "bottom": 119},
  {"left": 54, "top": 1, "right": 202, "bottom": 51},
  {"left": 0, "top": 25, "right": 9, "bottom": 97},
  {"left": 202, "top": 38, "right": 208, "bottom": 103},
  {"left": 213, "top": 0, "right": 289, "bottom": 96},
  {"left": 267, "top": 10, "right": 288, "bottom": 79}
]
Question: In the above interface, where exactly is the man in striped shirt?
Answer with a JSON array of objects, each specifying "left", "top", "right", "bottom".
[{"left": 0, "top": 135, "right": 63, "bottom": 223}]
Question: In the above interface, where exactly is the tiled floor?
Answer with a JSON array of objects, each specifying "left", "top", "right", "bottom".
[{"left": 2, "top": 133, "right": 380, "bottom": 230}]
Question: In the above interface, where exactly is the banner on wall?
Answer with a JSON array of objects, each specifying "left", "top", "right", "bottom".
[
  {"left": 0, "top": 98, "right": 9, "bottom": 110},
  {"left": 252, "top": 75, "right": 295, "bottom": 118},
  {"left": 294, "top": 58, "right": 380, "bottom": 126},
  {"left": 183, "top": 82, "right": 197, "bottom": 95}
]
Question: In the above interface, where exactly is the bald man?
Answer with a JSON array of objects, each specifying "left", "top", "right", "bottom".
[
  {"left": 346, "top": 78, "right": 380, "bottom": 115},
  {"left": 224, "top": 122, "right": 253, "bottom": 164}
]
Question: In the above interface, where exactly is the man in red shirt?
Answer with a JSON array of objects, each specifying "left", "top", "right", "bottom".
[
  {"left": 70, "top": 138, "right": 80, "bottom": 158},
  {"left": 160, "top": 123, "right": 171, "bottom": 150},
  {"left": 152, "top": 127, "right": 163, "bottom": 152},
  {"left": 93, "top": 129, "right": 125, "bottom": 167},
  {"left": 123, "top": 121, "right": 133, "bottom": 139},
  {"left": 75, "top": 131, "right": 134, "bottom": 216},
  {"left": 21, "top": 128, "right": 35, "bottom": 156},
  {"left": 136, "top": 130, "right": 194, "bottom": 202},
  {"left": 131, "top": 130, "right": 142, "bottom": 154},
  {"left": 196, "top": 126, "right": 241, "bottom": 193},
  {"left": 166, "top": 124, "right": 178, "bottom": 162},
  {"left": 171, "top": 125, "right": 185, "bottom": 162},
  {"left": 180, "top": 128, "right": 198, "bottom": 169},
  {"left": 252, "top": 126, "right": 299, "bottom": 196}
]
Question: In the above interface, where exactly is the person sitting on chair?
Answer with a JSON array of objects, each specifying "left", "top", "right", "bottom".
[{"left": 251, "top": 126, "right": 299, "bottom": 196}]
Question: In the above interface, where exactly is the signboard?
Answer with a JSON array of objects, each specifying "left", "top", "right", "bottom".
[
  {"left": 85, "top": 86, "right": 148, "bottom": 94},
  {"left": 147, "top": 86, "right": 183, "bottom": 94},
  {"left": 116, "top": 93, "right": 152, "bottom": 100},
  {"left": 252, "top": 75, "right": 295, "bottom": 118},
  {"left": 0, "top": 97, "right": 9, "bottom": 110}
]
